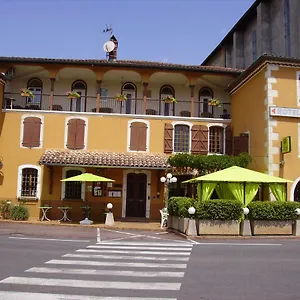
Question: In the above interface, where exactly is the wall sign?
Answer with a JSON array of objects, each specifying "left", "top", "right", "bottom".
[
  {"left": 281, "top": 136, "right": 292, "bottom": 154},
  {"left": 108, "top": 190, "right": 122, "bottom": 198},
  {"left": 92, "top": 182, "right": 104, "bottom": 197},
  {"left": 270, "top": 106, "right": 300, "bottom": 118}
]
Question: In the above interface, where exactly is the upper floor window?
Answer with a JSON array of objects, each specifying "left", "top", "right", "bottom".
[
  {"left": 65, "top": 117, "right": 87, "bottom": 150},
  {"left": 21, "top": 115, "right": 43, "bottom": 148},
  {"left": 63, "top": 169, "right": 84, "bottom": 200},
  {"left": 199, "top": 88, "right": 213, "bottom": 117},
  {"left": 27, "top": 78, "right": 43, "bottom": 109},
  {"left": 174, "top": 125, "right": 190, "bottom": 153},
  {"left": 17, "top": 165, "right": 41, "bottom": 200},
  {"left": 284, "top": 0, "right": 291, "bottom": 56},
  {"left": 160, "top": 85, "right": 175, "bottom": 116},
  {"left": 252, "top": 30, "right": 257, "bottom": 61},
  {"left": 209, "top": 126, "right": 224, "bottom": 154},
  {"left": 128, "top": 120, "right": 149, "bottom": 152}
]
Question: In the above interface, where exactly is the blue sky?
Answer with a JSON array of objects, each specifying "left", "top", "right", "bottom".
[{"left": 0, "top": 0, "right": 254, "bottom": 65}]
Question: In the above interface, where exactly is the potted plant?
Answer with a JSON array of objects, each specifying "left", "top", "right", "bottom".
[
  {"left": 66, "top": 91, "right": 81, "bottom": 99},
  {"left": 208, "top": 98, "right": 221, "bottom": 107},
  {"left": 164, "top": 95, "right": 177, "bottom": 104},
  {"left": 114, "top": 93, "right": 127, "bottom": 101},
  {"left": 20, "top": 88, "right": 35, "bottom": 98}
]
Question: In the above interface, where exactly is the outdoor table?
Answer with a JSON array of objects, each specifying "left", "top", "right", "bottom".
[
  {"left": 40, "top": 206, "right": 52, "bottom": 221},
  {"left": 58, "top": 206, "right": 72, "bottom": 222}
]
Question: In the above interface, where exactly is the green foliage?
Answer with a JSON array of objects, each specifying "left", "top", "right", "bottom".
[
  {"left": 195, "top": 199, "right": 244, "bottom": 220},
  {"left": 10, "top": 205, "right": 29, "bottom": 221},
  {"left": 248, "top": 201, "right": 300, "bottom": 221},
  {"left": 168, "top": 197, "right": 194, "bottom": 217},
  {"left": 0, "top": 200, "right": 12, "bottom": 219},
  {"left": 168, "top": 153, "right": 252, "bottom": 175}
]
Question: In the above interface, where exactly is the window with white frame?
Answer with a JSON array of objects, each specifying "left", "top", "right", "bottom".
[
  {"left": 174, "top": 124, "right": 190, "bottom": 152},
  {"left": 17, "top": 165, "right": 41, "bottom": 199},
  {"left": 209, "top": 126, "right": 224, "bottom": 154}
]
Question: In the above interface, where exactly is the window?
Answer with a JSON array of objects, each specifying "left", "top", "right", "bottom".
[
  {"left": 209, "top": 126, "right": 224, "bottom": 154},
  {"left": 174, "top": 125, "right": 190, "bottom": 153},
  {"left": 64, "top": 170, "right": 82, "bottom": 199},
  {"left": 252, "top": 30, "right": 257, "bottom": 61},
  {"left": 199, "top": 88, "right": 213, "bottom": 117},
  {"left": 284, "top": 0, "right": 291, "bottom": 56},
  {"left": 17, "top": 165, "right": 41, "bottom": 199},
  {"left": 21, "top": 115, "right": 43, "bottom": 148},
  {"left": 65, "top": 117, "right": 87, "bottom": 150},
  {"left": 27, "top": 78, "right": 43, "bottom": 108},
  {"left": 128, "top": 120, "right": 149, "bottom": 152}
]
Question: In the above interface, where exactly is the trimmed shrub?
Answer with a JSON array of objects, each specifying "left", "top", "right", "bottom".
[
  {"left": 0, "top": 200, "right": 12, "bottom": 219},
  {"left": 168, "top": 197, "right": 194, "bottom": 217},
  {"left": 248, "top": 201, "right": 300, "bottom": 221},
  {"left": 10, "top": 205, "right": 29, "bottom": 221},
  {"left": 195, "top": 199, "right": 243, "bottom": 220}
]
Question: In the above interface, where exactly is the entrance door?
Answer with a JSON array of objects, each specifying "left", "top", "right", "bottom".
[
  {"left": 70, "top": 89, "right": 85, "bottom": 112},
  {"left": 126, "top": 173, "right": 147, "bottom": 217},
  {"left": 125, "top": 91, "right": 134, "bottom": 114},
  {"left": 294, "top": 181, "right": 300, "bottom": 202},
  {"left": 28, "top": 87, "right": 42, "bottom": 108}
]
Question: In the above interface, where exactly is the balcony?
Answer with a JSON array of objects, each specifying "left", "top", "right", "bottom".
[{"left": 2, "top": 93, "right": 231, "bottom": 119}]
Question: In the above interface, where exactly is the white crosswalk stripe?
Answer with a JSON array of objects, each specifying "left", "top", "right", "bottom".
[{"left": 0, "top": 240, "right": 193, "bottom": 299}]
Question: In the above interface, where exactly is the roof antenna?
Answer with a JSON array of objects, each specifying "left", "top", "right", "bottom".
[{"left": 102, "top": 24, "right": 113, "bottom": 37}]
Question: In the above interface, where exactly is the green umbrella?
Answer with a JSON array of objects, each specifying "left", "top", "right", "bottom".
[{"left": 61, "top": 173, "right": 114, "bottom": 224}]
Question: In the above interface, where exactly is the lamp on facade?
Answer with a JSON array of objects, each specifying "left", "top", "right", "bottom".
[{"left": 160, "top": 173, "right": 177, "bottom": 208}]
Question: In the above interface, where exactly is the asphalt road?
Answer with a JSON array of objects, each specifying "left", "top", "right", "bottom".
[{"left": 0, "top": 223, "right": 300, "bottom": 300}]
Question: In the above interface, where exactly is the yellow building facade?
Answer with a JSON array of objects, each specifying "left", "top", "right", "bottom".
[{"left": 0, "top": 53, "right": 240, "bottom": 221}]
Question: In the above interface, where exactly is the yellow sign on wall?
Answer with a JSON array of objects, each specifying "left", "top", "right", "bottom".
[{"left": 281, "top": 136, "right": 292, "bottom": 154}]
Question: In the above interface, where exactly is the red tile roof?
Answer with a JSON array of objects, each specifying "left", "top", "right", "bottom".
[
  {"left": 39, "top": 150, "right": 168, "bottom": 170},
  {"left": 0, "top": 56, "right": 244, "bottom": 74}
]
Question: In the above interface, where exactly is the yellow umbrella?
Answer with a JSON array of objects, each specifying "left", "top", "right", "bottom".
[{"left": 61, "top": 173, "right": 114, "bottom": 224}]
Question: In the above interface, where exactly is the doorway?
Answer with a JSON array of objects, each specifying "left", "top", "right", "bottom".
[
  {"left": 122, "top": 82, "right": 136, "bottom": 114},
  {"left": 71, "top": 80, "right": 87, "bottom": 112},
  {"left": 126, "top": 173, "right": 147, "bottom": 217},
  {"left": 293, "top": 180, "right": 300, "bottom": 202}
]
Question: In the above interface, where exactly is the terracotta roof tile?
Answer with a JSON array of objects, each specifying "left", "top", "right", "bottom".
[
  {"left": 39, "top": 150, "right": 168, "bottom": 170},
  {"left": 0, "top": 56, "right": 243, "bottom": 74}
]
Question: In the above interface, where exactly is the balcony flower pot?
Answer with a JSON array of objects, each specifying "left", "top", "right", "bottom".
[
  {"left": 163, "top": 96, "right": 177, "bottom": 104},
  {"left": 114, "top": 94, "right": 127, "bottom": 101},
  {"left": 20, "top": 88, "right": 35, "bottom": 98},
  {"left": 66, "top": 91, "right": 81, "bottom": 99},
  {"left": 208, "top": 98, "right": 221, "bottom": 107}
]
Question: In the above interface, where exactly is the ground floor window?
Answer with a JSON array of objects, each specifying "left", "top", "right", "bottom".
[
  {"left": 64, "top": 170, "right": 82, "bottom": 199},
  {"left": 17, "top": 165, "right": 41, "bottom": 199}
]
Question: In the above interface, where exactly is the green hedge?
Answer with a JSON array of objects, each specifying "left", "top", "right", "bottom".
[
  {"left": 248, "top": 201, "right": 300, "bottom": 221},
  {"left": 168, "top": 197, "right": 194, "bottom": 218},
  {"left": 195, "top": 199, "right": 244, "bottom": 220},
  {"left": 10, "top": 205, "right": 29, "bottom": 221}
]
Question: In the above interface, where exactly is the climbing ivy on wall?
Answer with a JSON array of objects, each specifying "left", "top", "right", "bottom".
[{"left": 167, "top": 153, "right": 252, "bottom": 176}]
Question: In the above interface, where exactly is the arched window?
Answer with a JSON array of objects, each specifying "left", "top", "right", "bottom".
[
  {"left": 209, "top": 126, "right": 224, "bottom": 154},
  {"left": 122, "top": 82, "right": 137, "bottom": 114},
  {"left": 71, "top": 80, "right": 87, "bottom": 112},
  {"left": 199, "top": 87, "right": 213, "bottom": 116},
  {"left": 27, "top": 78, "right": 43, "bottom": 108},
  {"left": 160, "top": 85, "right": 175, "bottom": 116},
  {"left": 174, "top": 124, "right": 190, "bottom": 153}
]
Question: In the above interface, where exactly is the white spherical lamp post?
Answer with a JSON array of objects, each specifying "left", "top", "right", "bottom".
[
  {"left": 105, "top": 202, "right": 115, "bottom": 227},
  {"left": 160, "top": 173, "right": 177, "bottom": 209}
]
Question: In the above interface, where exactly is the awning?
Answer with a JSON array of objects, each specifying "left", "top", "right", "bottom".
[{"left": 39, "top": 150, "right": 168, "bottom": 170}]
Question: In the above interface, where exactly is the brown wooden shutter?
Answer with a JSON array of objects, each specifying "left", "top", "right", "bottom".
[
  {"left": 233, "top": 133, "right": 249, "bottom": 155},
  {"left": 164, "top": 123, "right": 173, "bottom": 153},
  {"left": 137, "top": 122, "right": 147, "bottom": 151},
  {"left": 199, "top": 125, "right": 209, "bottom": 155},
  {"left": 225, "top": 125, "right": 233, "bottom": 155},
  {"left": 74, "top": 119, "right": 86, "bottom": 150},
  {"left": 67, "top": 119, "right": 77, "bottom": 149},
  {"left": 191, "top": 125, "right": 201, "bottom": 154},
  {"left": 22, "top": 117, "right": 42, "bottom": 148}
]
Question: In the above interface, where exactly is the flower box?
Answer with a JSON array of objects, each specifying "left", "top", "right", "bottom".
[
  {"left": 208, "top": 98, "right": 221, "bottom": 107},
  {"left": 20, "top": 88, "right": 35, "bottom": 98},
  {"left": 198, "top": 220, "right": 240, "bottom": 235},
  {"left": 114, "top": 94, "right": 127, "bottom": 101},
  {"left": 250, "top": 220, "right": 293, "bottom": 235},
  {"left": 178, "top": 217, "right": 189, "bottom": 234},
  {"left": 163, "top": 96, "right": 177, "bottom": 104}
]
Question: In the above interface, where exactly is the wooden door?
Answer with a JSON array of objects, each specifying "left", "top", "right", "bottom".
[{"left": 126, "top": 173, "right": 147, "bottom": 217}]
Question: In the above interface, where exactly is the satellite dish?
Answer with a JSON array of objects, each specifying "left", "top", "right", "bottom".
[{"left": 103, "top": 41, "right": 115, "bottom": 53}]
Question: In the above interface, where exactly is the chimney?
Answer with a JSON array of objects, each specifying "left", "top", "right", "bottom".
[{"left": 108, "top": 35, "right": 118, "bottom": 61}]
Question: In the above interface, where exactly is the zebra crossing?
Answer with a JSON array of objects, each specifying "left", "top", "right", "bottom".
[{"left": 0, "top": 239, "right": 193, "bottom": 299}]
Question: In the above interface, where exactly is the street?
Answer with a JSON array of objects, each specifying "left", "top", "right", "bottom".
[{"left": 0, "top": 223, "right": 300, "bottom": 299}]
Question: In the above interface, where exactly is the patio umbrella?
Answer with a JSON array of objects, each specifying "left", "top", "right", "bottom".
[{"left": 61, "top": 173, "right": 114, "bottom": 225}]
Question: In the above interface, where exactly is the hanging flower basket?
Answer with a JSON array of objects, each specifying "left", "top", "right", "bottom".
[
  {"left": 20, "top": 88, "right": 35, "bottom": 98},
  {"left": 66, "top": 91, "right": 81, "bottom": 99},
  {"left": 114, "top": 93, "right": 127, "bottom": 101},
  {"left": 208, "top": 98, "right": 221, "bottom": 107},
  {"left": 164, "top": 95, "right": 177, "bottom": 104}
]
